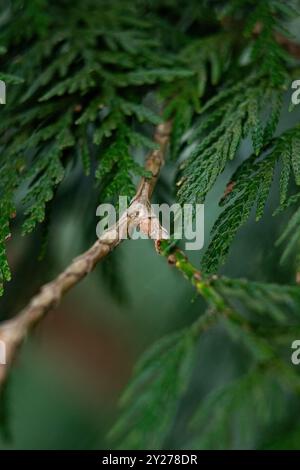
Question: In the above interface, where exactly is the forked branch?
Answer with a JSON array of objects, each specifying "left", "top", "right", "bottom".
[{"left": 0, "top": 121, "right": 172, "bottom": 389}]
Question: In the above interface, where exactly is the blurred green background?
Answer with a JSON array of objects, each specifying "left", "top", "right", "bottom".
[
  {"left": 1, "top": 7, "right": 300, "bottom": 450},
  {"left": 0, "top": 94, "right": 299, "bottom": 450}
]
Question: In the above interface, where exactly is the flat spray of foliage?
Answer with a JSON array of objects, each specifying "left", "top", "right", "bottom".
[{"left": 1, "top": 0, "right": 300, "bottom": 450}]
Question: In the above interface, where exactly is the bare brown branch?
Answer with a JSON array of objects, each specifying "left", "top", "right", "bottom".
[{"left": 0, "top": 120, "right": 172, "bottom": 389}]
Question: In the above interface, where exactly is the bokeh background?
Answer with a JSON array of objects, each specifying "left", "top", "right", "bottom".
[{"left": 1, "top": 5, "right": 300, "bottom": 451}]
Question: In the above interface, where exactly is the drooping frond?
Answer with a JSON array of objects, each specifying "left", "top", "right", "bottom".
[
  {"left": 0, "top": 0, "right": 201, "bottom": 294},
  {"left": 177, "top": 76, "right": 284, "bottom": 205},
  {"left": 202, "top": 125, "right": 300, "bottom": 273}
]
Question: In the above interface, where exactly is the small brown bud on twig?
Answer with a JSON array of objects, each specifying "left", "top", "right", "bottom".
[{"left": 167, "top": 254, "right": 177, "bottom": 265}]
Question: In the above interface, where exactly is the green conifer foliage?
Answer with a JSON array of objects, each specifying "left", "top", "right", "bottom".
[{"left": 1, "top": 0, "right": 300, "bottom": 450}]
